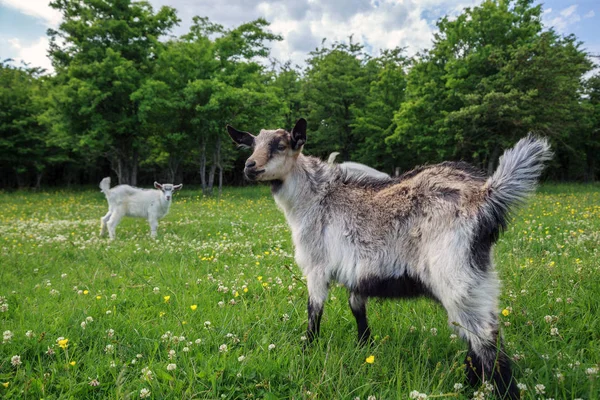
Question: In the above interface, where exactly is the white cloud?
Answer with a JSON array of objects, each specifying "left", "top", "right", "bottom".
[
  {"left": 0, "top": 0, "right": 62, "bottom": 27},
  {"left": 5, "top": 36, "right": 53, "bottom": 72},
  {"left": 547, "top": 4, "right": 581, "bottom": 33},
  {"left": 583, "top": 10, "right": 595, "bottom": 19}
]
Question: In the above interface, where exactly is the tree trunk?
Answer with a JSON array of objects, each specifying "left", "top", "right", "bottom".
[
  {"left": 207, "top": 136, "right": 221, "bottom": 195},
  {"left": 487, "top": 145, "right": 501, "bottom": 176},
  {"left": 35, "top": 171, "right": 44, "bottom": 190},
  {"left": 200, "top": 139, "right": 207, "bottom": 193}
]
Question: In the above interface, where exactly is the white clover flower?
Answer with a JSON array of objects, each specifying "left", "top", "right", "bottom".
[
  {"left": 238, "top": 355, "right": 246, "bottom": 362},
  {"left": 26, "top": 330, "right": 34, "bottom": 338},
  {"left": 166, "top": 363, "right": 176, "bottom": 371},
  {"left": 141, "top": 367, "right": 153, "bottom": 381},
  {"left": 136, "top": 353, "right": 143, "bottom": 359},
  {"left": 282, "top": 313, "right": 290, "bottom": 321},
  {"left": 300, "top": 336, "right": 307, "bottom": 341},
  {"left": 11, "top": 355, "right": 22, "bottom": 366},
  {"left": 49, "top": 289, "right": 59, "bottom": 296},
  {"left": 544, "top": 315, "right": 553, "bottom": 323},
  {"left": 550, "top": 327, "right": 559, "bottom": 336},
  {"left": 61, "top": 273, "right": 67, "bottom": 278},
  {"left": 88, "top": 378, "right": 100, "bottom": 387},
  {"left": 219, "top": 344, "right": 228, "bottom": 353},
  {"left": 106, "top": 310, "right": 112, "bottom": 315},
  {"left": 586, "top": 367, "right": 599, "bottom": 376},
  {"left": 168, "top": 349, "right": 176, "bottom": 359},
  {"left": 111, "top": 294, "right": 117, "bottom": 300},
  {"left": 367, "top": 396, "right": 377, "bottom": 400},
  {"left": 430, "top": 328, "right": 438, "bottom": 336},
  {"left": 110, "top": 361, "right": 116, "bottom": 368},
  {"left": 195, "top": 338, "right": 202, "bottom": 345},
  {"left": 182, "top": 347, "right": 190, "bottom": 353},
  {"left": 106, "top": 329, "right": 115, "bottom": 338},
  {"left": 46, "top": 346, "right": 55, "bottom": 356},
  {"left": 153, "top": 287, "right": 160, "bottom": 294},
  {"left": 86, "top": 316, "right": 94, "bottom": 322},
  {"left": 534, "top": 384, "right": 545, "bottom": 394},
  {"left": 140, "top": 388, "right": 151, "bottom": 398},
  {"left": 516, "top": 382, "right": 527, "bottom": 391},
  {"left": 453, "top": 383, "right": 463, "bottom": 391},
  {"left": 3, "top": 330, "right": 14, "bottom": 343},
  {"left": 268, "top": 343, "right": 276, "bottom": 351},
  {"left": 218, "top": 301, "right": 225, "bottom": 307},
  {"left": 104, "top": 344, "right": 114, "bottom": 354}
]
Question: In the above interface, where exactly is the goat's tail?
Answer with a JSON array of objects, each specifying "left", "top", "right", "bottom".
[
  {"left": 99, "top": 177, "right": 111, "bottom": 196},
  {"left": 483, "top": 134, "right": 552, "bottom": 225}
]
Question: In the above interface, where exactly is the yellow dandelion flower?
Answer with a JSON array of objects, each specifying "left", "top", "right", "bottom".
[
  {"left": 159, "top": 311, "right": 166, "bottom": 317},
  {"left": 502, "top": 309, "right": 510, "bottom": 317},
  {"left": 264, "top": 251, "right": 270, "bottom": 255},
  {"left": 257, "top": 276, "right": 263, "bottom": 281},
  {"left": 234, "top": 291, "right": 239, "bottom": 297},
  {"left": 2, "top": 382, "right": 9, "bottom": 388},
  {"left": 58, "top": 338, "right": 69, "bottom": 349},
  {"left": 243, "top": 288, "right": 248, "bottom": 293},
  {"left": 190, "top": 304, "right": 198, "bottom": 311},
  {"left": 96, "top": 295, "right": 101, "bottom": 300},
  {"left": 366, "top": 355, "right": 375, "bottom": 364},
  {"left": 69, "top": 361, "right": 76, "bottom": 366},
  {"left": 262, "top": 282, "right": 268, "bottom": 287},
  {"left": 83, "top": 290, "right": 89, "bottom": 295},
  {"left": 164, "top": 296, "right": 170, "bottom": 303}
]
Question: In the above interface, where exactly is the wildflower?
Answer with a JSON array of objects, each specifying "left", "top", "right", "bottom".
[
  {"left": 83, "top": 290, "right": 89, "bottom": 295},
  {"left": 109, "top": 361, "right": 116, "bottom": 368},
  {"left": 453, "top": 383, "right": 463, "bottom": 391},
  {"left": 107, "top": 329, "right": 115, "bottom": 337},
  {"left": 243, "top": 287, "right": 248, "bottom": 293},
  {"left": 586, "top": 367, "right": 598, "bottom": 376},
  {"left": 430, "top": 328, "right": 438, "bottom": 336},
  {"left": 219, "top": 344, "right": 228, "bottom": 352},
  {"left": 204, "top": 321, "right": 211, "bottom": 328},
  {"left": 166, "top": 363, "right": 176, "bottom": 371},
  {"left": 141, "top": 367, "right": 153, "bottom": 381},
  {"left": 159, "top": 311, "right": 166, "bottom": 317},
  {"left": 282, "top": 313, "right": 290, "bottom": 321},
  {"left": 106, "top": 310, "right": 112, "bottom": 315},
  {"left": 268, "top": 343, "right": 276, "bottom": 351},
  {"left": 11, "top": 355, "right": 21, "bottom": 367},
  {"left": 46, "top": 346, "right": 55, "bottom": 356},
  {"left": 449, "top": 334, "right": 458, "bottom": 342},
  {"left": 3, "top": 330, "right": 13, "bottom": 343},
  {"left": 534, "top": 384, "right": 545, "bottom": 394},
  {"left": 111, "top": 294, "right": 117, "bottom": 300},
  {"left": 164, "top": 295, "right": 170, "bottom": 303},
  {"left": 168, "top": 349, "right": 176, "bottom": 359},
  {"left": 50, "top": 289, "right": 60, "bottom": 296},
  {"left": 190, "top": 304, "right": 197, "bottom": 311},
  {"left": 238, "top": 355, "right": 246, "bottom": 362},
  {"left": 86, "top": 316, "right": 93, "bottom": 322},
  {"left": 25, "top": 330, "right": 34, "bottom": 338},
  {"left": 153, "top": 287, "right": 160, "bottom": 294},
  {"left": 89, "top": 378, "right": 100, "bottom": 387},
  {"left": 409, "top": 391, "right": 428, "bottom": 399},
  {"left": 365, "top": 355, "right": 375, "bottom": 364},
  {"left": 182, "top": 347, "right": 190, "bottom": 352},
  {"left": 544, "top": 315, "right": 553, "bottom": 323},
  {"left": 58, "top": 338, "right": 69, "bottom": 349},
  {"left": 2, "top": 382, "right": 8, "bottom": 388},
  {"left": 300, "top": 336, "right": 307, "bottom": 341},
  {"left": 517, "top": 383, "right": 527, "bottom": 391},
  {"left": 136, "top": 353, "right": 143, "bottom": 359},
  {"left": 104, "top": 344, "right": 114, "bottom": 354},
  {"left": 140, "top": 388, "right": 151, "bottom": 398},
  {"left": 550, "top": 327, "right": 559, "bottom": 336},
  {"left": 81, "top": 321, "right": 87, "bottom": 329},
  {"left": 96, "top": 295, "right": 102, "bottom": 300},
  {"left": 195, "top": 338, "right": 202, "bottom": 344},
  {"left": 502, "top": 308, "right": 510, "bottom": 316},
  {"left": 70, "top": 361, "right": 76, "bottom": 366},
  {"left": 218, "top": 301, "right": 225, "bottom": 307}
]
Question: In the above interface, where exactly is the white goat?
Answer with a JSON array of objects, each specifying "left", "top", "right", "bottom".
[{"left": 99, "top": 177, "right": 182, "bottom": 239}]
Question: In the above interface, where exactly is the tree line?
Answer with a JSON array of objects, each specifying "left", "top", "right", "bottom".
[{"left": 1, "top": 0, "right": 599, "bottom": 190}]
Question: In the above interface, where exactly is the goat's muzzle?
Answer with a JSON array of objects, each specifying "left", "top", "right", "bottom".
[{"left": 244, "top": 160, "right": 264, "bottom": 181}]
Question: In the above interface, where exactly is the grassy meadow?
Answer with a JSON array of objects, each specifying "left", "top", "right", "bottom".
[{"left": 0, "top": 184, "right": 599, "bottom": 399}]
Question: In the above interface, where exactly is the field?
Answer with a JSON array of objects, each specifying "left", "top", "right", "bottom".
[{"left": 1, "top": 184, "right": 599, "bottom": 399}]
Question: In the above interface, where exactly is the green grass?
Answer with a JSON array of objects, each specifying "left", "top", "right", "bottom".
[{"left": 0, "top": 184, "right": 599, "bottom": 399}]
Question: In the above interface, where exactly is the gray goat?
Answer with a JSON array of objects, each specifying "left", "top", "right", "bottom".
[{"left": 227, "top": 118, "right": 552, "bottom": 399}]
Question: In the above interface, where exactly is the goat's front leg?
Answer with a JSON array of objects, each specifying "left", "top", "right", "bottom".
[
  {"left": 306, "top": 272, "right": 328, "bottom": 344},
  {"left": 148, "top": 218, "right": 158, "bottom": 238},
  {"left": 349, "top": 291, "right": 371, "bottom": 345}
]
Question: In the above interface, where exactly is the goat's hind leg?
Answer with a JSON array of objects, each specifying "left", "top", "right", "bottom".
[
  {"left": 100, "top": 211, "right": 112, "bottom": 237},
  {"left": 446, "top": 286, "right": 519, "bottom": 399},
  {"left": 106, "top": 211, "right": 124, "bottom": 240},
  {"left": 348, "top": 291, "right": 371, "bottom": 345}
]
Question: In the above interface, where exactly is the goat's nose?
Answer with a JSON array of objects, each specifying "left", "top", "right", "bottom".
[{"left": 245, "top": 160, "right": 256, "bottom": 169}]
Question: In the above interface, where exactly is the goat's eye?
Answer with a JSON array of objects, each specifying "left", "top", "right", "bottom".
[{"left": 277, "top": 144, "right": 286, "bottom": 151}]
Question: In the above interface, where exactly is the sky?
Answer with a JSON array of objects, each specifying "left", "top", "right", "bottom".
[{"left": 0, "top": 0, "right": 598, "bottom": 73}]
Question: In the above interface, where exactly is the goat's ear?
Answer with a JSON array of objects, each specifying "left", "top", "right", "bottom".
[
  {"left": 226, "top": 125, "right": 255, "bottom": 149},
  {"left": 173, "top": 184, "right": 183, "bottom": 191},
  {"left": 291, "top": 118, "right": 307, "bottom": 151},
  {"left": 154, "top": 182, "right": 162, "bottom": 190}
]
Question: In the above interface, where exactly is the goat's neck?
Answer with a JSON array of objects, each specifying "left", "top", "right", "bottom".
[
  {"left": 272, "top": 154, "right": 335, "bottom": 220},
  {"left": 158, "top": 194, "right": 172, "bottom": 212}
]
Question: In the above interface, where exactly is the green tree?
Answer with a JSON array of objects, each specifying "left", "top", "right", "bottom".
[
  {"left": 390, "top": 0, "right": 592, "bottom": 175},
  {"left": 45, "top": 0, "right": 179, "bottom": 185},
  {"left": 0, "top": 61, "right": 61, "bottom": 188}
]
